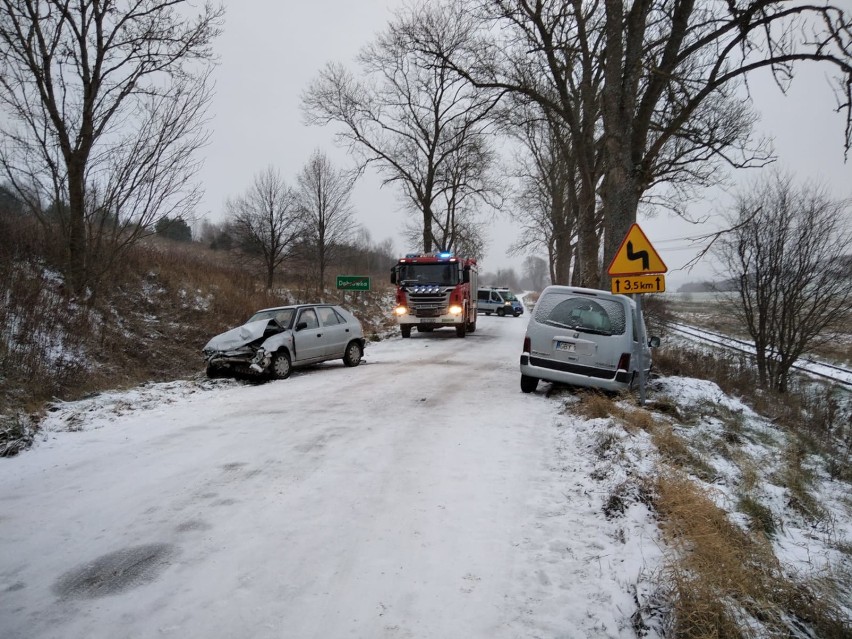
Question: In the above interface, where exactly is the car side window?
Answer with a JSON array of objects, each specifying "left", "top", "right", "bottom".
[
  {"left": 299, "top": 309, "right": 319, "bottom": 330},
  {"left": 317, "top": 306, "right": 341, "bottom": 327}
]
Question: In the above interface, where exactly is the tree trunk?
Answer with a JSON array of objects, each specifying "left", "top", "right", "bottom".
[{"left": 66, "top": 159, "right": 88, "bottom": 296}]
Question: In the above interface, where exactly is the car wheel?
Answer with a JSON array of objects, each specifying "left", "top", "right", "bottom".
[
  {"left": 401, "top": 325, "right": 412, "bottom": 338},
  {"left": 497, "top": 308, "right": 506, "bottom": 317},
  {"left": 513, "top": 311, "right": 521, "bottom": 317},
  {"left": 270, "top": 350, "right": 292, "bottom": 379},
  {"left": 343, "top": 341, "right": 363, "bottom": 367},
  {"left": 205, "top": 363, "right": 226, "bottom": 379},
  {"left": 520, "top": 375, "right": 538, "bottom": 393}
]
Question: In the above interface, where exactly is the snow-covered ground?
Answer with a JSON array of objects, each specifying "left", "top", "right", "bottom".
[
  {"left": 0, "top": 315, "right": 667, "bottom": 638},
  {"left": 1, "top": 312, "right": 850, "bottom": 638}
]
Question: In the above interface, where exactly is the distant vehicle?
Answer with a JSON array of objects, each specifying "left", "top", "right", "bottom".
[
  {"left": 203, "top": 304, "right": 365, "bottom": 379},
  {"left": 390, "top": 251, "right": 478, "bottom": 338},
  {"left": 477, "top": 287, "right": 524, "bottom": 317},
  {"left": 519, "top": 286, "right": 660, "bottom": 393}
]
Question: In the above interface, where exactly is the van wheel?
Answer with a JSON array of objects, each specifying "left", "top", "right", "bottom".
[
  {"left": 270, "top": 350, "right": 292, "bottom": 379},
  {"left": 343, "top": 341, "right": 362, "bottom": 367},
  {"left": 497, "top": 308, "right": 506, "bottom": 317},
  {"left": 520, "top": 375, "right": 538, "bottom": 393},
  {"left": 401, "top": 325, "right": 412, "bottom": 338}
]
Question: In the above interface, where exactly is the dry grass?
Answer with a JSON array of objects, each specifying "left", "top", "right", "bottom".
[{"left": 654, "top": 472, "right": 850, "bottom": 638}]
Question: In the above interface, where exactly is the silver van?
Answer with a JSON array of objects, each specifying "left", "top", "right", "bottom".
[
  {"left": 519, "top": 286, "right": 659, "bottom": 393},
  {"left": 477, "top": 287, "right": 524, "bottom": 316}
]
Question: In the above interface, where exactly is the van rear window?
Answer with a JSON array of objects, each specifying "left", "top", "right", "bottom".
[{"left": 534, "top": 294, "right": 626, "bottom": 336}]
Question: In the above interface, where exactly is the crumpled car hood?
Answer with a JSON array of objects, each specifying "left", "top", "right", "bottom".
[{"left": 204, "top": 319, "right": 280, "bottom": 352}]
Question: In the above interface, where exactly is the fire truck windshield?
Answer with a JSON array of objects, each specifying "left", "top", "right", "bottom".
[{"left": 398, "top": 263, "right": 458, "bottom": 286}]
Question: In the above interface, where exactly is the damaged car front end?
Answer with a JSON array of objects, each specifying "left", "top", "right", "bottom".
[
  {"left": 202, "top": 304, "right": 365, "bottom": 380},
  {"left": 203, "top": 317, "right": 293, "bottom": 378}
]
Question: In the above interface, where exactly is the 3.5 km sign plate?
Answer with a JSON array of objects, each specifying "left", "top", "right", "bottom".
[{"left": 610, "top": 274, "right": 666, "bottom": 295}]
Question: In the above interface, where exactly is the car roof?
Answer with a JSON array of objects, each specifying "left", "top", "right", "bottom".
[
  {"left": 253, "top": 303, "right": 342, "bottom": 313},
  {"left": 540, "top": 285, "right": 635, "bottom": 307}
]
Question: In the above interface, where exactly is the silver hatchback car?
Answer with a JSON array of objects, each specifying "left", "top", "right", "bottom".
[
  {"left": 519, "top": 286, "right": 659, "bottom": 393},
  {"left": 203, "top": 304, "right": 365, "bottom": 379}
]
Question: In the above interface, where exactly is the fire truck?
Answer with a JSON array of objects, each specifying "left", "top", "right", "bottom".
[{"left": 390, "top": 251, "right": 478, "bottom": 338}]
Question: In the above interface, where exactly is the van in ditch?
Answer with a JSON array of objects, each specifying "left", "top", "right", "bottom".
[
  {"left": 519, "top": 285, "right": 660, "bottom": 393},
  {"left": 477, "top": 287, "right": 524, "bottom": 316}
]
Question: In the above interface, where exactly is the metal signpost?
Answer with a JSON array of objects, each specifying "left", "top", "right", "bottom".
[{"left": 606, "top": 224, "right": 667, "bottom": 405}]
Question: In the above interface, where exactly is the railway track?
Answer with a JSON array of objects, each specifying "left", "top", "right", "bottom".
[{"left": 662, "top": 321, "right": 852, "bottom": 388}]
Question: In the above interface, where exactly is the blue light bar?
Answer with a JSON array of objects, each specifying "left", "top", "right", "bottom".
[{"left": 438, "top": 252, "right": 452, "bottom": 258}]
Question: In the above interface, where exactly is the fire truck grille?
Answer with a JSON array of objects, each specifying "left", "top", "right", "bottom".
[{"left": 406, "top": 290, "right": 450, "bottom": 314}]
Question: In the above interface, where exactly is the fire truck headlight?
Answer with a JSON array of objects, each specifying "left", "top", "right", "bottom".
[
  {"left": 449, "top": 304, "right": 463, "bottom": 315},
  {"left": 394, "top": 306, "right": 407, "bottom": 316}
]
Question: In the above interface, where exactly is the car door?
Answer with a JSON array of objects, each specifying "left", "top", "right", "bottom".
[
  {"left": 316, "top": 306, "right": 350, "bottom": 357},
  {"left": 292, "top": 308, "right": 325, "bottom": 362}
]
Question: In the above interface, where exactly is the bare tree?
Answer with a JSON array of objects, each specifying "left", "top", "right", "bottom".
[
  {"left": 522, "top": 255, "right": 549, "bottom": 292},
  {"left": 0, "top": 0, "right": 224, "bottom": 297},
  {"left": 417, "top": 0, "right": 852, "bottom": 286},
  {"left": 302, "top": 1, "right": 502, "bottom": 254},
  {"left": 715, "top": 172, "right": 852, "bottom": 393},
  {"left": 296, "top": 150, "right": 360, "bottom": 292},
  {"left": 227, "top": 167, "right": 303, "bottom": 290},
  {"left": 506, "top": 103, "right": 583, "bottom": 285}
]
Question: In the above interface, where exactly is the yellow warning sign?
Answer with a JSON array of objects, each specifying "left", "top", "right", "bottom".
[{"left": 607, "top": 223, "right": 667, "bottom": 276}]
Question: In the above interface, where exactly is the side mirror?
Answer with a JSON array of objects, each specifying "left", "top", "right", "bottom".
[
  {"left": 296, "top": 321, "right": 308, "bottom": 332},
  {"left": 648, "top": 336, "right": 661, "bottom": 348},
  {"left": 390, "top": 268, "right": 397, "bottom": 285}
]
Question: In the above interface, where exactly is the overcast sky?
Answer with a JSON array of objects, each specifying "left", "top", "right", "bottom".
[{"left": 197, "top": 1, "right": 852, "bottom": 286}]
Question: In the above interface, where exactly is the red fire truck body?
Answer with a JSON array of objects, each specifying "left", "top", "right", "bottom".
[{"left": 390, "top": 252, "right": 478, "bottom": 338}]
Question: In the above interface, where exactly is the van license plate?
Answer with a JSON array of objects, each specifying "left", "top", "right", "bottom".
[{"left": 556, "top": 341, "right": 575, "bottom": 352}]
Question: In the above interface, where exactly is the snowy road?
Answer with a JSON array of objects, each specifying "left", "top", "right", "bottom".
[{"left": 0, "top": 314, "right": 663, "bottom": 639}]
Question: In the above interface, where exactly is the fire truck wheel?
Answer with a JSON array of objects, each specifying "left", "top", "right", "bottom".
[
  {"left": 401, "top": 325, "right": 412, "bottom": 338},
  {"left": 270, "top": 350, "right": 292, "bottom": 380},
  {"left": 497, "top": 308, "right": 506, "bottom": 317},
  {"left": 455, "top": 323, "right": 467, "bottom": 338},
  {"left": 467, "top": 318, "right": 476, "bottom": 333},
  {"left": 520, "top": 375, "right": 539, "bottom": 393},
  {"left": 343, "top": 341, "right": 363, "bottom": 367}
]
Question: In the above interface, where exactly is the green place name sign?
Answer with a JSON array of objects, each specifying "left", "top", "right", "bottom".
[{"left": 336, "top": 275, "right": 371, "bottom": 291}]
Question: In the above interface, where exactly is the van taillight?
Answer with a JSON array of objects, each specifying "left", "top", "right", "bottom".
[
  {"left": 617, "top": 353, "right": 631, "bottom": 371},
  {"left": 523, "top": 336, "right": 531, "bottom": 353}
]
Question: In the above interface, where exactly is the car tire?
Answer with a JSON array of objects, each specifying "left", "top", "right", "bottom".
[
  {"left": 205, "top": 363, "right": 226, "bottom": 379},
  {"left": 497, "top": 308, "right": 506, "bottom": 317},
  {"left": 270, "top": 350, "right": 292, "bottom": 379},
  {"left": 520, "top": 375, "right": 538, "bottom": 393},
  {"left": 513, "top": 311, "right": 521, "bottom": 317},
  {"left": 343, "top": 341, "right": 363, "bottom": 367},
  {"left": 401, "top": 325, "right": 412, "bottom": 338}
]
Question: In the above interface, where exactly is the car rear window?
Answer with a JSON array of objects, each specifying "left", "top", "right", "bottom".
[{"left": 534, "top": 293, "right": 626, "bottom": 336}]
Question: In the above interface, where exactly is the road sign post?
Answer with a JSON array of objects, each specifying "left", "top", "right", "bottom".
[
  {"left": 606, "top": 224, "right": 667, "bottom": 406},
  {"left": 336, "top": 275, "right": 371, "bottom": 292}
]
